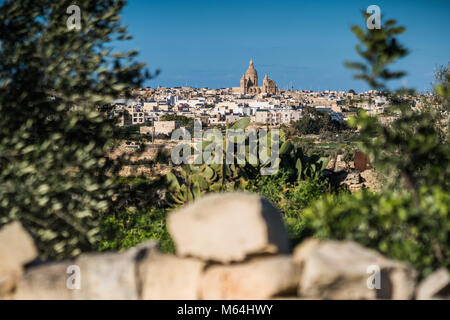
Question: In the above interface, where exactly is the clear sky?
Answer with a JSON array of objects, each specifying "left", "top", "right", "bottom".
[{"left": 117, "top": 0, "right": 450, "bottom": 92}]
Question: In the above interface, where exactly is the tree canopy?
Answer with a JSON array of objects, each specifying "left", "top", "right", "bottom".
[{"left": 0, "top": 0, "right": 152, "bottom": 259}]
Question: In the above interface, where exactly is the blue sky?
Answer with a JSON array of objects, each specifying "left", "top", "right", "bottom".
[{"left": 117, "top": 0, "right": 450, "bottom": 92}]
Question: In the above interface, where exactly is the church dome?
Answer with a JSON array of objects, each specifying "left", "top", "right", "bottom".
[{"left": 245, "top": 60, "right": 257, "bottom": 77}]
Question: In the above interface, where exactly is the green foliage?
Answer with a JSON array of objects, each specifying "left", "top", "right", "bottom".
[
  {"left": 165, "top": 164, "right": 224, "bottom": 206},
  {"left": 230, "top": 117, "right": 251, "bottom": 130},
  {"left": 345, "top": 14, "right": 449, "bottom": 194},
  {"left": 342, "top": 145, "right": 356, "bottom": 164},
  {"left": 302, "top": 187, "right": 449, "bottom": 277},
  {"left": 98, "top": 208, "right": 174, "bottom": 254},
  {"left": 278, "top": 139, "right": 329, "bottom": 182},
  {"left": 292, "top": 107, "right": 348, "bottom": 135},
  {"left": 0, "top": 0, "right": 151, "bottom": 259},
  {"left": 434, "top": 64, "right": 450, "bottom": 102},
  {"left": 165, "top": 118, "right": 333, "bottom": 207},
  {"left": 345, "top": 15, "right": 408, "bottom": 90},
  {"left": 160, "top": 114, "right": 195, "bottom": 133},
  {"left": 299, "top": 13, "right": 450, "bottom": 278},
  {"left": 350, "top": 106, "right": 450, "bottom": 193},
  {"left": 166, "top": 118, "right": 270, "bottom": 206},
  {"left": 112, "top": 176, "right": 167, "bottom": 212},
  {"left": 118, "top": 147, "right": 171, "bottom": 166},
  {"left": 116, "top": 124, "right": 148, "bottom": 142}
]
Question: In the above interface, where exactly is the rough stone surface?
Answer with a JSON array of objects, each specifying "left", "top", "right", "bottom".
[
  {"left": 72, "top": 241, "right": 157, "bottom": 300},
  {"left": 344, "top": 172, "right": 362, "bottom": 185},
  {"left": 138, "top": 250, "right": 205, "bottom": 300},
  {"left": 292, "top": 238, "right": 321, "bottom": 267},
  {"left": 0, "top": 196, "right": 431, "bottom": 300},
  {"left": 168, "top": 192, "right": 289, "bottom": 263},
  {"left": 294, "top": 239, "right": 417, "bottom": 300},
  {"left": 14, "top": 262, "right": 73, "bottom": 300},
  {"left": 360, "top": 169, "right": 382, "bottom": 193},
  {"left": 200, "top": 256, "right": 300, "bottom": 299},
  {"left": 416, "top": 268, "right": 450, "bottom": 300},
  {"left": 0, "top": 222, "right": 38, "bottom": 296}
]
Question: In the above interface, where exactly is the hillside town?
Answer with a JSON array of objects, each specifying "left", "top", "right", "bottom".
[{"left": 110, "top": 60, "right": 424, "bottom": 137}]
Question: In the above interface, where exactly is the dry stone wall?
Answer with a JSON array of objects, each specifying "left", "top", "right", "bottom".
[{"left": 1, "top": 192, "right": 448, "bottom": 300}]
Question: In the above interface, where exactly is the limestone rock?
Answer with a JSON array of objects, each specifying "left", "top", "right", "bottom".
[
  {"left": 0, "top": 221, "right": 38, "bottom": 296},
  {"left": 292, "top": 238, "right": 321, "bottom": 267},
  {"left": 360, "top": 169, "right": 382, "bottom": 193},
  {"left": 138, "top": 251, "right": 205, "bottom": 300},
  {"left": 294, "top": 239, "right": 417, "bottom": 299},
  {"left": 344, "top": 172, "right": 362, "bottom": 185},
  {"left": 348, "top": 183, "right": 364, "bottom": 192},
  {"left": 416, "top": 268, "right": 450, "bottom": 300},
  {"left": 200, "top": 256, "right": 300, "bottom": 299},
  {"left": 168, "top": 192, "right": 289, "bottom": 263},
  {"left": 73, "top": 241, "right": 157, "bottom": 300},
  {"left": 14, "top": 262, "right": 73, "bottom": 300}
]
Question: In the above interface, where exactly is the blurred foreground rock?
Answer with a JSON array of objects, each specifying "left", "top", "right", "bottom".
[
  {"left": 294, "top": 239, "right": 417, "bottom": 299},
  {"left": 138, "top": 250, "right": 205, "bottom": 299},
  {"left": 201, "top": 255, "right": 300, "bottom": 299},
  {"left": 0, "top": 221, "right": 37, "bottom": 297},
  {"left": 168, "top": 192, "right": 289, "bottom": 263},
  {"left": 416, "top": 268, "right": 450, "bottom": 300},
  {"left": 72, "top": 247, "right": 146, "bottom": 300},
  {"left": 0, "top": 193, "right": 445, "bottom": 300},
  {"left": 14, "top": 261, "right": 73, "bottom": 300}
]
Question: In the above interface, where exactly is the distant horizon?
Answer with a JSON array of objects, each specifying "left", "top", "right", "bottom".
[{"left": 116, "top": 0, "right": 450, "bottom": 93}]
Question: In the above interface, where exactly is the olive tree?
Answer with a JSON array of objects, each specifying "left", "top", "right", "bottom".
[{"left": 0, "top": 0, "right": 153, "bottom": 259}]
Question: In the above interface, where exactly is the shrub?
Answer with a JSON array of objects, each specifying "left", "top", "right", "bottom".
[
  {"left": 301, "top": 187, "right": 449, "bottom": 278},
  {"left": 297, "top": 12, "right": 450, "bottom": 279}
]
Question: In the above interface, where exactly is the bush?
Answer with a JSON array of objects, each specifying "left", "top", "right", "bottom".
[
  {"left": 296, "top": 13, "right": 450, "bottom": 278},
  {"left": 291, "top": 137, "right": 317, "bottom": 156},
  {"left": 292, "top": 106, "right": 349, "bottom": 136},
  {"left": 342, "top": 145, "right": 356, "bottom": 164},
  {"left": 301, "top": 187, "right": 449, "bottom": 278}
]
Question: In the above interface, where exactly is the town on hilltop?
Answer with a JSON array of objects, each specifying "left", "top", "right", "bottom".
[{"left": 110, "top": 59, "right": 424, "bottom": 137}]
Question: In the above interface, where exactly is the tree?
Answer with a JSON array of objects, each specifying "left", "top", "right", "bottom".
[
  {"left": 0, "top": 0, "right": 153, "bottom": 259},
  {"left": 345, "top": 16, "right": 449, "bottom": 194},
  {"left": 302, "top": 13, "right": 449, "bottom": 277},
  {"left": 344, "top": 13, "right": 408, "bottom": 91},
  {"left": 431, "top": 63, "right": 450, "bottom": 111},
  {"left": 293, "top": 106, "right": 348, "bottom": 136}
]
